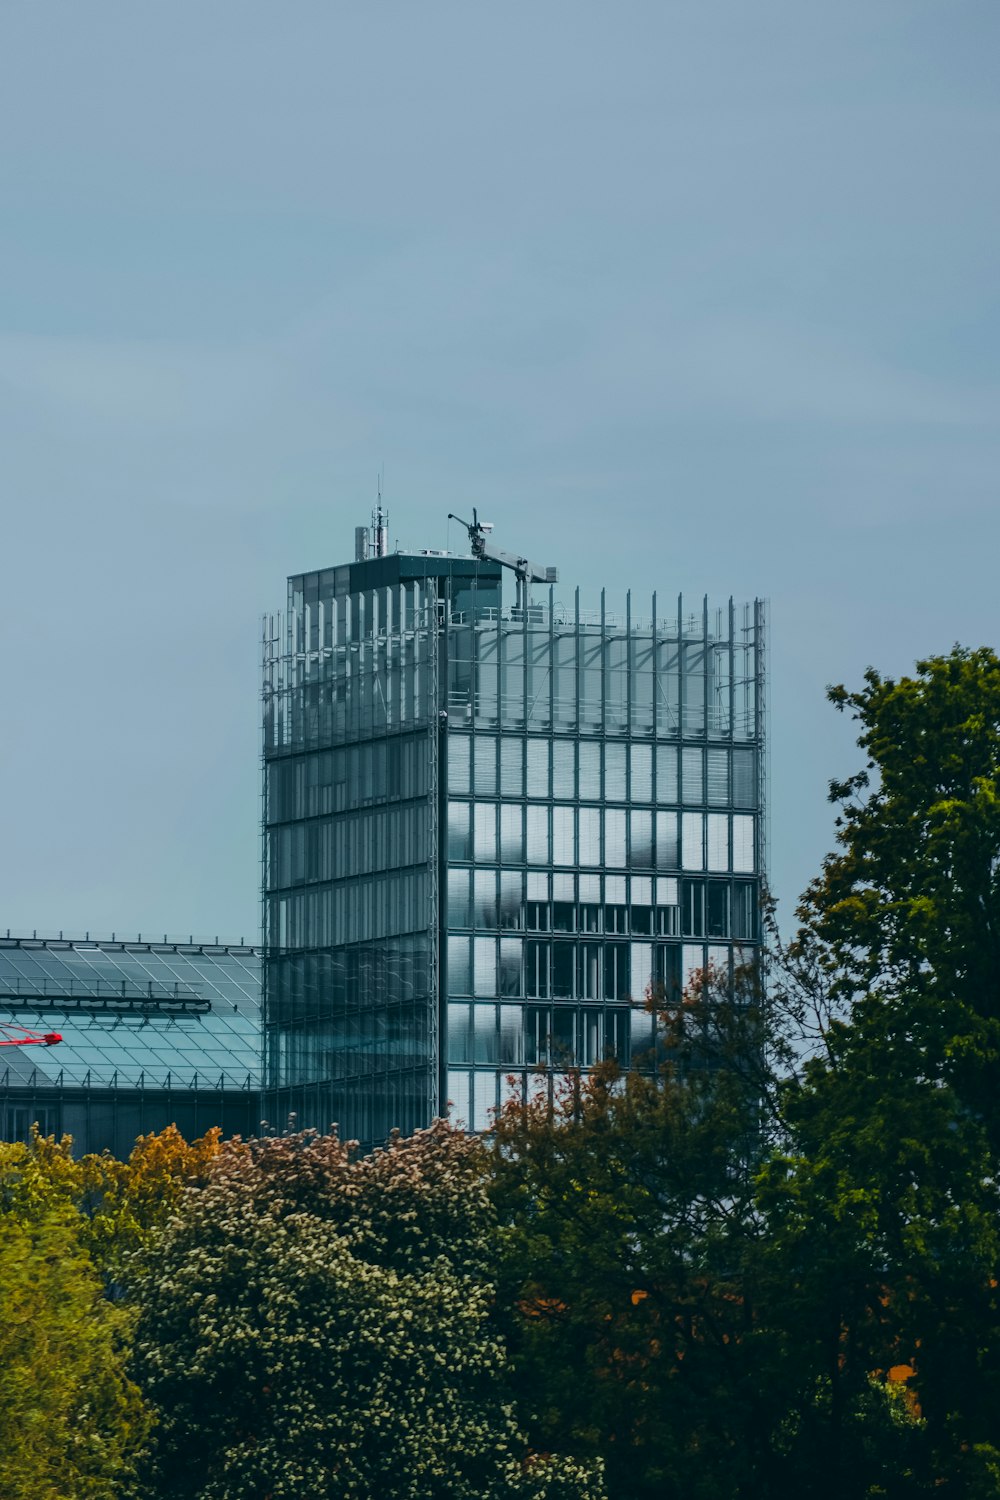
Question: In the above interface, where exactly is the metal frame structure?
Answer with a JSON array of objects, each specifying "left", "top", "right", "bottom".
[
  {"left": 262, "top": 523, "right": 767, "bottom": 1151},
  {"left": 0, "top": 936, "right": 262, "bottom": 1153}
]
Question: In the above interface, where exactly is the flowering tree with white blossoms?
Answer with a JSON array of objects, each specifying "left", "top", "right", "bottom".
[{"left": 130, "top": 1119, "right": 603, "bottom": 1500}]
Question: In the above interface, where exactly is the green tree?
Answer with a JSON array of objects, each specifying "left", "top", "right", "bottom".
[
  {"left": 760, "top": 646, "right": 1000, "bottom": 1493},
  {"left": 0, "top": 1124, "right": 223, "bottom": 1500},
  {"left": 130, "top": 1119, "right": 604, "bottom": 1500},
  {"left": 0, "top": 1123, "right": 222, "bottom": 1275},
  {"left": 0, "top": 1210, "right": 151, "bottom": 1500},
  {"left": 491, "top": 962, "right": 797, "bottom": 1500}
]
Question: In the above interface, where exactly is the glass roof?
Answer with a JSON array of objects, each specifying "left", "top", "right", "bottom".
[{"left": 0, "top": 938, "right": 261, "bottom": 1089}]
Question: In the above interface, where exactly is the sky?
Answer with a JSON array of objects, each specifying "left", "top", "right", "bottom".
[{"left": 1, "top": 1, "right": 997, "bottom": 943}]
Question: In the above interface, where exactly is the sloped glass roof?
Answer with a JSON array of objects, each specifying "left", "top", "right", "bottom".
[{"left": 0, "top": 937, "right": 261, "bottom": 1089}]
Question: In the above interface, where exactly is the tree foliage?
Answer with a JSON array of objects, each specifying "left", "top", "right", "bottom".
[
  {"left": 491, "top": 963, "right": 790, "bottom": 1499},
  {"left": 763, "top": 646, "right": 1000, "bottom": 1492},
  {"left": 130, "top": 1119, "right": 604, "bottom": 1500},
  {"left": 0, "top": 1208, "right": 151, "bottom": 1500},
  {"left": 0, "top": 1125, "right": 222, "bottom": 1500},
  {"left": 492, "top": 646, "right": 1000, "bottom": 1496}
]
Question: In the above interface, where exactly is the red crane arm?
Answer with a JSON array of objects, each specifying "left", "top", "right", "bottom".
[{"left": 0, "top": 1025, "right": 62, "bottom": 1047}]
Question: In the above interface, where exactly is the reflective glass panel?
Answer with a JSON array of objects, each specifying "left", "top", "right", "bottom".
[
  {"left": 605, "top": 808, "right": 627, "bottom": 868},
  {"left": 630, "top": 743, "right": 652, "bottom": 802},
  {"left": 500, "top": 737, "right": 524, "bottom": 796},
  {"left": 682, "top": 813, "right": 704, "bottom": 870},
  {"left": 605, "top": 742, "right": 626, "bottom": 801},
  {"left": 448, "top": 802, "right": 471, "bottom": 862},
  {"left": 552, "top": 740, "right": 575, "bottom": 799},
  {"left": 733, "top": 815, "right": 755, "bottom": 872},
  {"left": 579, "top": 806, "right": 601, "bottom": 867},
  {"left": 448, "top": 736, "right": 471, "bottom": 795},
  {"left": 474, "top": 803, "right": 497, "bottom": 863}
]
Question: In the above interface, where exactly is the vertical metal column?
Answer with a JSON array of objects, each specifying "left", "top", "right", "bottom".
[
  {"left": 755, "top": 598, "right": 768, "bottom": 895},
  {"left": 426, "top": 580, "right": 441, "bottom": 1120}
]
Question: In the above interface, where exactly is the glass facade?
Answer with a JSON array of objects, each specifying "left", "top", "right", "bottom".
[
  {"left": 264, "top": 546, "right": 766, "bottom": 1151},
  {"left": 0, "top": 936, "right": 261, "bottom": 1155}
]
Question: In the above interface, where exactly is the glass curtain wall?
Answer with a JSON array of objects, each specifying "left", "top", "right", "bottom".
[
  {"left": 262, "top": 570, "right": 440, "bottom": 1146},
  {"left": 264, "top": 560, "right": 765, "bottom": 1150},
  {"left": 443, "top": 589, "right": 765, "bottom": 1132}
]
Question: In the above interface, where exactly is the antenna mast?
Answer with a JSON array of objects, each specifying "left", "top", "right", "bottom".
[{"left": 371, "top": 474, "right": 389, "bottom": 559}]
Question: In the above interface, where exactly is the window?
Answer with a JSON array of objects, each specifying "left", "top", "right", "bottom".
[
  {"left": 683, "top": 880, "right": 705, "bottom": 937},
  {"left": 552, "top": 902, "right": 575, "bottom": 932},
  {"left": 553, "top": 740, "right": 575, "bottom": 798},
  {"left": 653, "top": 944, "right": 682, "bottom": 1003},
  {"left": 707, "top": 883, "right": 730, "bottom": 937},
  {"left": 474, "top": 803, "right": 497, "bottom": 863},
  {"left": 656, "top": 744, "right": 678, "bottom": 803},
  {"left": 733, "top": 883, "right": 756, "bottom": 940},
  {"left": 631, "top": 943, "right": 653, "bottom": 1003},
  {"left": 500, "top": 804, "right": 524, "bottom": 862},
  {"left": 499, "top": 871, "right": 521, "bottom": 929},
  {"left": 706, "top": 748, "right": 728, "bottom": 805},
  {"left": 526, "top": 804, "right": 550, "bottom": 864},
  {"left": 733, "top": 815, "right": 755, "bottom": 873},
  {"left": 733, "top": 748, "right": 756, "bottom": 807},
  {"left": 448, "top": 802, "right": 471, "bottom": 862},
  {"left": 605, "top": 809, "right": 627, "bottom": 867},
  {"left": 473, "top": 870, "right": 496, "bottom": 928},
  {"left": 447, "top": 869, "right": 472, "bottom": 928},
  {"left": 656, "top": 906, "right": 679, "bottom": 937},
  {"left": 604, "top": 943, "right": 629, "bottom": 1000},
  {"left": 630, "top": 809, "right": 653, "bottom": 868},
  {"left": 526, "top": 739, "right": 549, "bottom": 797},
  {"left": 474, "top": 736, "right": 497, "bottom": 796},
  {"left": 579, "top": 741, "right": 601, "bottom": 799},
  {"left": 553, "top": 807, "right": 575, "bottom": 865},
  {"left": 606, "top": 1009, "right": 630, "bottom": 1066},
  {"left": 578, "top": 806, "right": 601, "bottom": 866},
  {"left": 682, "top": 813, "right": 704, "bottom": 871},
  {"left": 682, "top": 747, "right": 704, "bottom": 804},
  {"left": 525, "top": 940, "right": 550, "bottom": 998},
  {"left": 525, "top": 1005, "right": 551, "bottom": 1066},
  {"left": 656, "top": 811, "right": 678, "bottom": 867},
  {"left": 578, "top": 942, "right": 601, "bottom": 999},
  {"left": 499, "top": 939, "right": 523, "bottom": 997},
  {"left": 473, "top": 938, "right": 496, "bottom": 996},
  {"left": 707, "top": 813, "right": 729, "bottom": 872},
  {"left": 448, "top": 736, "right": 471, "bottom": 795},
  {"left": 499, "top": 1004, "right": 523, "bottom": 1062},
  {"left": 630, "top": 743, "right": 652, "bottom": 802},
  {"left": 448, "top": 935, "right": 472, "bottom": 995},
  {"left": 447, "top": 1002, "right": 471, "bottom": 1062},
  {"left": 580, "top": 1008, "right": 604, "bottom": 1066},
  {"left": 552, "top": 943, "right": 574, "bottom": 998},
  {"left": 605, "top": 742, "right": 626, "bottom": 800},
  {"left": 500, "top": 737, "right": 524, "bottom": 796}
]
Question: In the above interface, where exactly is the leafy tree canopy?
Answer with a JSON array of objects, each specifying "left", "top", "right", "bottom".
[{"left": 131, "top": 1120, "right": 604, "bottom": 1500}]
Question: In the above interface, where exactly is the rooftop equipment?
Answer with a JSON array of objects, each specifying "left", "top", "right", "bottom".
[{"left": 447, "top": 508, "right": 557, "bottom": 607}]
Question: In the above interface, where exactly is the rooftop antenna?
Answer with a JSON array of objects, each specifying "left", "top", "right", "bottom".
[
  {"left": 372, "top": 471, "right": 388, "bottom": 558},
  {"left": 447, "top": 509, "right": 558, "bottom": 609}
]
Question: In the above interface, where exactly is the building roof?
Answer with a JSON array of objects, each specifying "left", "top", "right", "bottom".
[{"left": 0, "top": 936, "right": 261, "bottom": 1090}]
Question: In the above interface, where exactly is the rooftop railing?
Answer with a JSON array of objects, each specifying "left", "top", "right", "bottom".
[{"left": 0, "top": 977, "right": 211, "bottom": 1015}]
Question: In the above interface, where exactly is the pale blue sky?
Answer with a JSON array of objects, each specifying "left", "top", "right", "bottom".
[{"left": 1, "top": 2, "right": 997, "bottom": 940}]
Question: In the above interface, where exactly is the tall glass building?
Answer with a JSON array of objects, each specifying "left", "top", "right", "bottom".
[{"left": 262, "top": 517, "right": 766, "bottom": 1149}]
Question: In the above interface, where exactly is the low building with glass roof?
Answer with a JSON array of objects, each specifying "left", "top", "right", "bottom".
[{"left": 0, "top": 933, "right": 262, "bottom": 1155}]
